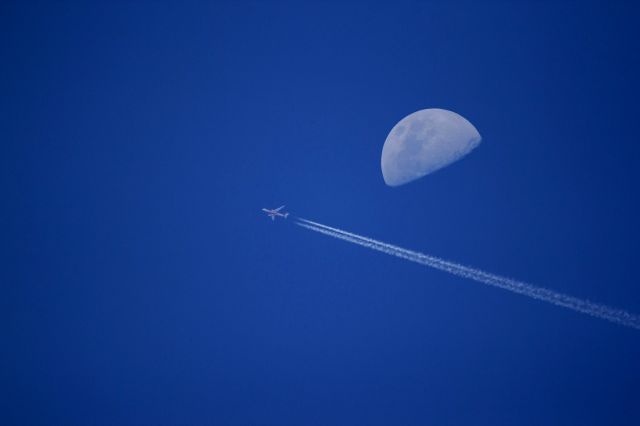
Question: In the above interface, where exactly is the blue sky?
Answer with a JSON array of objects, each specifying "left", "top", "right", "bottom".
[{"left": 3, "top": 1, "right": 640, "bottom": 424}]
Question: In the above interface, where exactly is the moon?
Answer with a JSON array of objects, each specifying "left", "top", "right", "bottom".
[{"left": 381, "top": 108, "right": 482, "bottom": 186}]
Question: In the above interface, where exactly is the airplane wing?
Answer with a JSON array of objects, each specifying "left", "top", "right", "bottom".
[{"left": 274, "top": 205, "right": 285, "bottom": 212}]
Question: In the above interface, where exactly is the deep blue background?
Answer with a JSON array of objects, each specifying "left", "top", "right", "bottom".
[{"left": 3, "top": 1, "right": 640, "bottom": 424}]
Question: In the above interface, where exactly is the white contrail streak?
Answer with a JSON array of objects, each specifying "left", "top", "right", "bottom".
[{"left": 296, "top": 218, "right": 640, "bottom": 330}]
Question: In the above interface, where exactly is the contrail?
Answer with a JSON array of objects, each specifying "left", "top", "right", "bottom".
[{"left": 296, "top": 218, "right": 640, "bottom": 330}]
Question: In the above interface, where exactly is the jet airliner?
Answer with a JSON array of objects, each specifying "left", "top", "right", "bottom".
[{"left": 262, "top": 205, "right": 289, "bottom": 221}]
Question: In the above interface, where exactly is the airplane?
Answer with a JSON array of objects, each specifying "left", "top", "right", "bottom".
[{"left": 262, "top": 205, "right": 289, "bottom": 221}]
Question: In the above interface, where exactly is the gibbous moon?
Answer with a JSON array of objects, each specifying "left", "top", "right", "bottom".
[{"left": 381, "top": 108, "right": 482, "bottom": 186}]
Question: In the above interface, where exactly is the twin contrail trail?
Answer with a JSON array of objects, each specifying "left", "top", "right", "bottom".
[{"left": 296, "top": 218, "right": 640, "bottom": 331}]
